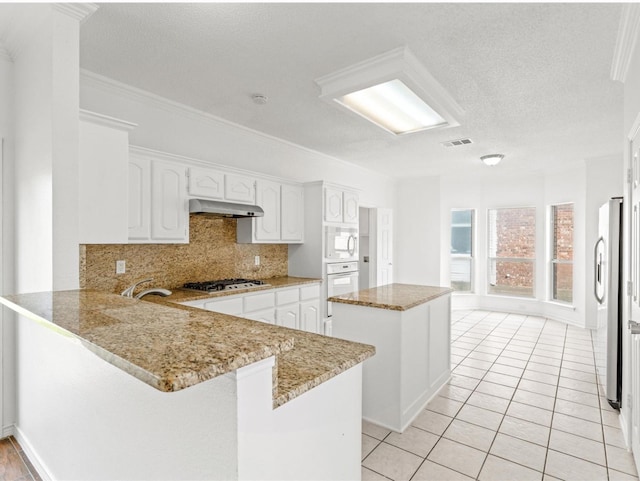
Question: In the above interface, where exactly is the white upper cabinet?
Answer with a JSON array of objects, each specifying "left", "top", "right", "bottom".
[
  {"left": 281, "top": 184, "right": 304, "bottom": 242},
  {"left": 79, "top": 110, "right": 136, "bottom": 244},
  {"left": 225, "top": 173, "right": 256, "bottom": 204},
  {"left": 128, "top": 156, "right": 151, "bottom": 240},
  {"left": 254, "top": 180, "right": 281, "bottom": 241},
  {"left": 188, "top": 166, "right": 224, "bottom": 199},
  {"left": 324, "top": 185, "right": 359, "bottom": 224},
  {"left": 150, "top": 160, "right": 188, "bottom": 241}
]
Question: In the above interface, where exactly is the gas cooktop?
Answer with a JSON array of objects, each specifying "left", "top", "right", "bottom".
[{"left": 182, "top": 278, "right": 269, "bottom": 293}]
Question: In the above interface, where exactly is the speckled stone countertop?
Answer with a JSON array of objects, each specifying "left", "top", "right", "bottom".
[
  {"left": 166, "top": 276, "right": 322, "bottom": 303},
  {"left": 0, "top": 288, "right": 374, "bottom": 408},
  {"left": 329, "top": 283, "right": 453, "bottom": 311}
]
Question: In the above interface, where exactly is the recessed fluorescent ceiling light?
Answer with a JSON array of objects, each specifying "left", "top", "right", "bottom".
[
  {"left": 315, "top": 47, "right": 463, "bottom": 136},
  {"left": 338, "top": 79, "right": 446, "bottom": 135}
]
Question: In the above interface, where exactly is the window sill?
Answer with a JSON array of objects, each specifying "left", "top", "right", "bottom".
[{"left": 544, "top": 300, "right": 576, "bottom": 311}]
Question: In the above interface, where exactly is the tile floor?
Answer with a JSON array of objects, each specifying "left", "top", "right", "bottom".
[
  {"left": 361, "top": 310, "right": 640, "bottom": 481},
  {"left": 0, "top": 436, "right": 41, "bottom": 481}
]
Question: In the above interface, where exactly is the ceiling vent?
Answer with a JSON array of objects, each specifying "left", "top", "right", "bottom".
[{"left": 441, "top": 138, "right": 473, "bottom": 147}]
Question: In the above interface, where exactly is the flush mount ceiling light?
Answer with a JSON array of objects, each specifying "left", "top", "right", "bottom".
[
  {"left": 480, "top": 154, "right": 504, "bottom": 166},
  {"left": 315, "top": 46, "right": 464, "bottom": 136}
]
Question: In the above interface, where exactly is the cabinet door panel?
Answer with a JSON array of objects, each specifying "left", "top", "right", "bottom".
[
  {"left": 254, "top": 180, "right": 281, "bottom": 241},
  {"left": 188, "top": 166, "right": 224, "bottom": 199},
  {"left": 276, "top": 306, "right": 299, "bottom": 330},
  {"left": 128, "top": 157, "right": 151, "bottom": 240},
  {"left": 151, "top": 161, "right": 187, "bottom": 241},
  {"left": 225, "top": 174, "right": 255, "bottom": 203},
  {"left": 300, "top": 300, "right": 320, "bottom": 334},
  {"left": 281, "top": 184, "right": 304, "bottom": 242},
  {"left": 343, "top": 191, "right": 359, "bottom": 224},
  {"left": 324, "top": 187, "right": 343, "bottom": 223}
]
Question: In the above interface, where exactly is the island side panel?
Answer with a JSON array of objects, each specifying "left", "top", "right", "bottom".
[
  {"left": 15, "top": 314, "right": 240, "bottom": 481},
  {"left": 236, "top": 361, "right": 363, "bottom": 481}
]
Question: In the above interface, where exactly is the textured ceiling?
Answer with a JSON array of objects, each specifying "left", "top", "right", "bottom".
[{"left": 79, "top": 3, "right": 623, "bottom": 179}]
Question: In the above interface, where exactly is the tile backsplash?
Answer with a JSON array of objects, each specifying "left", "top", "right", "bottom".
[{"left": 80, "top": 215, "right": 288, "bottom": 294}]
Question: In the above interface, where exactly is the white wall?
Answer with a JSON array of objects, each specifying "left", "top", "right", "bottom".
[{"left": 79, "top": 72, "right": 396, "bottom": 210}]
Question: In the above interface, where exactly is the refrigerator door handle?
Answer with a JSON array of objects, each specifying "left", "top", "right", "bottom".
[
  {"left": 629, "top": 320, "right": 640, "bottom": 335},
  {"left": 594, "top": 236, "right": 605, "bottom": 304}
]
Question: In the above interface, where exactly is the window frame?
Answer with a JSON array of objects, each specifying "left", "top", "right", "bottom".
[
  {"left": 450, "top": 208, "right": 475, "bottom": 293},
  {"left": 487, "top": 206, "right": 537, "bottom": 298},
  {"left": 549, "top": 203, "right": 574, "bottom": 304}
]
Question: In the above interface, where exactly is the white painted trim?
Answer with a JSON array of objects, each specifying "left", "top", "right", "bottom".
[
  {"left": 80, "top": 69, "right": 386, "bottom": 177},
  {"left": 79, "top": 109, "right": 138, "bottom": 132},
  {"left": 14, "top": 425, "right": 53, "bottom": 481},
  {"left": 2, "top": 423, "right": 14, "bottom": 438},
  {"left": 51, "top": 3, "right": 98, "bottom": 24},
  {"left": 611, "top": 3, "right": 640, "bottom": 82}
]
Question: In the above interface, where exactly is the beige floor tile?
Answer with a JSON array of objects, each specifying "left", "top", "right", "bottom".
[
  {"left": 427, "top": 438, "right": 487, "bottom": 478},
  {"left": 548, "top": 429, "right": 606, "bottom": 466},
  {"left": 362, "top": 467, "right": 389, "bottom": 481},
  {"left": 456, "top": 404, "right": 504, "bottom": 431},
  {"left": 452, "top": 348, "right": 472, "bottom": 357},
  {"left": 604, "top": 425, "right": 627, "bottom": 449},
  {"left": 498, "top": 415, "right": 550, "bottom": 446},
  {"left": 602, "top": 409, "right": 622, "bottom": 428},
  {"left": 385, "top": 426, "right": 439, "bottom": 458},
  {"left": 558, "top": 377, "right": 598, "bottom": 395},
  {"left": 475, "top": 346, "right": 504, "bottom": 355},
  {"left": 453, "top": 365, "right": 487, "bottom": 379},
  {"left": 544, "top": 450, "right": 608, "bottom": 480},
  {"left": 517, "top": 378, "right": 558, "bottom": 397},
  {"left": 555, "top": 386, "right": 599, "bottom": 408},
  {"left": 523, "top": 369, "right": 559, "bottom": 386},
  {"left": 489, "top": 433, "right": 546, "bottom": 471},
  {"left": 483, "top": 372, "right": 520, "bottom": 388},
  {"left": 561, "top": 360, "right": 595, "bottom": 373},
  {"left": 449, "top": 374, "right": 481, "bottom": 391},
  {"left": 560, "top": 368, "right": 597, "bottom": 384},
  {"left": 529, "top": 355, "right": 562, "bottom": 367},
  {"left": 512, "top": 389, "right": 556, "bottom": 411},
  {"left": 453, "top": 340, "right": 480, "bottom": 350},
  {"left": 460, "top": 357, "right": 494, "bottom": 370},
  {"left": 451, "top": 354, "right": 465, "bottom": 365},
  {"left": 552, "top": 412, "right": 603, "bottom": 442},
  {"left": 506, "top": 401, "right": 553, "bottom": 427},
  {"left": 468, "top": 351, "right": 499, "bottom": 363},
  {"left": 412, "top": 460, "right": 475, "bottom": 481},
  {"left": 563, "top": 353, "right": 594, "bottom": 365},
  {"left": 606, "top": 444, "right": 639, "bottom": 476},
  {"left": 504, "top": 344, "right": 533, "bottom": 354},
  {"left": 479, "top": 454, "right": 543, "bottom": 481},
  {"left": 362, "top": 420, "right": 391, "bottom": 440},
  {"left": 475, "top": 380, "right": 516, "bottom": 400},
  {"left": 543, "top": 474, "right": 563, "bottom": 481},
  {"left": 494, "top": 356, "right": 528, "bottom": 369},
  {"left": 426, "top": 395, "right": 464, "bottom": 417},
  {"left": 442, "top": 419, "right": 496, "bottom": 452},
  {"left": 438, "top": 384, "right": 473, "bottom": 403},
  {"left": 490, "top": 363, "right": 525, "bottom": 378},
  {"left": 362, "top": 442, "right": 423, "bottom": 481},
  {"left": 608, "top": 468, "right": 640, "bottom": 481},
  {"left": 500, "top": 350, "right": 531, "bottom": 361},
  {"left": 412, "top": 409, "right": 453, "bottom": 436},
  {"left": 466, "top": 391, "right": 511, "bottom": 414},
  {"left": 533, "top": 349, "right": 562, "bottom": 360},
  {"left": 362, "top": 434, "right": 379, "bottom": 460},
  {"left": 526, "top": 361, "right": 561, "bottom": 376},
  {"left": 554, "top": 398, "right": 601, "bottom": 423}
]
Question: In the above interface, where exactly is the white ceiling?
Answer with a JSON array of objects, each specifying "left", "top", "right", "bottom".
[{"left": 79, "top": 3, "right": 624, "bottom": 179}]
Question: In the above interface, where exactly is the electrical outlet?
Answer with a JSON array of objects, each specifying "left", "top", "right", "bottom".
[
  {"left": 116, "top": 260, "right": 126, "bottom": 274},
  {"left": 254, "top": 255, "right": 260, "bottom": 266}
]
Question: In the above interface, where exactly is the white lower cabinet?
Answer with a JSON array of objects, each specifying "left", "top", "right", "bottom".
[{"left": 181, "top": 283, "right": 321, "bottom": 334}]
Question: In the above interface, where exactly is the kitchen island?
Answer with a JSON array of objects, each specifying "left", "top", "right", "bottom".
[
  {"left": 0, "top": 289, "right": 374, "bottom": 480},
  {"left": 330, "top": 283, "right": 452, "bottom": 433}
]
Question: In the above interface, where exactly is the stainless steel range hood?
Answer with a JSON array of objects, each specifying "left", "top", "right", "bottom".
[{"left": 189, "top": 198, "right": 264, "bottom": 218}]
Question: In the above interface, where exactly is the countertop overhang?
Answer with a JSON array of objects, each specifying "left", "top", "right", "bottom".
[
  {"left": 0, "top": 286, "right": 374, "bottom": 407},
  {"left": 328, "top": 283, "right": 453, "bottom": 311}
]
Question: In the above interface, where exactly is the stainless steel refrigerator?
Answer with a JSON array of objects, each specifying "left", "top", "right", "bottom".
[{"left": 594, "top": 197, "right": 623, "bottom": 409}]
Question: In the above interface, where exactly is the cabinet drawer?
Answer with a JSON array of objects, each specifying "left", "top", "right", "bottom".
[
  {"left": 244, "top": 292, "right": 275, "bottom": 312},
  {"left": 244, "top": 308, "right": 276, "bottom": 325},
  {"left": 300, "top": 284, "right": 320, "bottom": 301},
  {"left": 203, "top": 297, "right": 243, "bottom": 315},
  {"left": 276, "top": 288, "right": 299, "bottom": 306}
]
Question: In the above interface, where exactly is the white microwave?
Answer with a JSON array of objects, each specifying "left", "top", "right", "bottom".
[{"left": 325, "top": 226, "right": 358, "bottom": 260}]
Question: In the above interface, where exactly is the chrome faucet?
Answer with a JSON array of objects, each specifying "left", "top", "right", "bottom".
[
  {"left": 121, "top": 278, "right": 153, "bottom": 298},
  {"left": 135, "top": 288, "right": 172, "bottom": 299}
]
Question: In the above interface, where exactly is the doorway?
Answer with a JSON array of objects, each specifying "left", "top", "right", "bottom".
[{"left": 359, "top": 206, "right": 393, "bottom": 289}]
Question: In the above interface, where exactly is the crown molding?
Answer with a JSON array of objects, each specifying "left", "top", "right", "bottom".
[
  {"left": 611, "top": 3, "right": 640, "bottom": 82},
  {"left": 79, "top": 109, "right": 138, "bottom": 132},
  {"left": 51, "top": 3, "right": 99, "bottom": 24},
  {"left": 80, "top": 69, "right": 388, "bottom": 178}
]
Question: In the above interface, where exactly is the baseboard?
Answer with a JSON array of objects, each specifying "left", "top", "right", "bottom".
[
  {"left": 14, "top": 426, "right": 54, "bottom": 481},
  {"left": 2, "top": 423, "right": 15, "bottom": 438}
]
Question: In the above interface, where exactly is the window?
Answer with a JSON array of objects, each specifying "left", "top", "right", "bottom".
[
  {"left": 488, "top": 207, "right": 536, "bottom": 297},
  {"left": 451, "top": 209, "right": 474, "bottom": 292},
  {"left": 551, "top": 204, "right": 574, "bottom": 303}
]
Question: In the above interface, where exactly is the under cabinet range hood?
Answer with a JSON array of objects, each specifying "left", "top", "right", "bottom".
[{"left": 189, "top": 199, "right": 264, "bottom": 218}]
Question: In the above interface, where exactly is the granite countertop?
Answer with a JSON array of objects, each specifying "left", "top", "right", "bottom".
[
  {"left": 166, "top": 276, "right": 322, "bottom": 303},
  {"left": 329, "top": 283, "right": 453, "bottom": 311},
  {"left": 0, "top": 288, "right": 374, "bottom": 408}
]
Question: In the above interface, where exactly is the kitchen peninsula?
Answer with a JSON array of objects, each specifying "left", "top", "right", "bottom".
[
  {"left": 330, "top": 283, "right": 452, "bottom": 433},
  {"left": 0, "top": 289, "right": 374, "bottom": 480}
]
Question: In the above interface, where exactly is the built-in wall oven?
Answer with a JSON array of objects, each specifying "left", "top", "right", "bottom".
[
  {"left": 325, "top": 226, "right": 358, "bottom": 260},
  {"left": 326, "top": 261, "right": 359, "bottom": 320}
]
